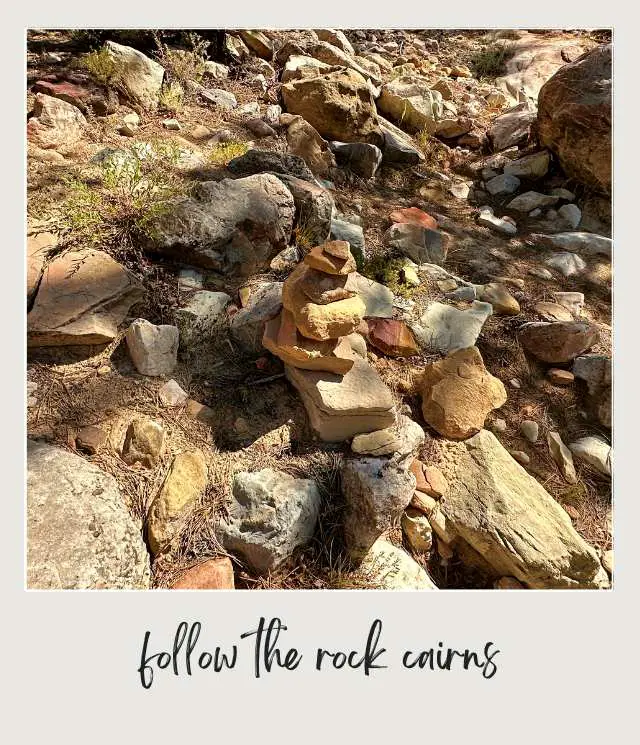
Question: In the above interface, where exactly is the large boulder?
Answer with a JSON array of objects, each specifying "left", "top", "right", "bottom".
[
  {"left": 378, "top": 76, "right": 444, "bottom": 134},
  {"left": 537, "top": 44, "right": 611, "bottom": 195},
  {"left": 281, "top": 68, "right": 383, "bottom": 147},
  {"left": 494, "top": 32, "right": 586, "bottom": 105},
  {"left": 27, "top": 93, "right": 86, "bottom": 149},
  {"left": 27, "top": 440, "right": 150, "bottom": 589},
  {"left": 146, "top": 174, "right": 295, "bottom": 275},
  {"left": 438, "top": 431, "right": 608, "bottom": 588},
  {"left": 105, "top": 40, "right": 165, "bottom": 110},
  {"left": 27, "top": 249, "right": 143, "bottom": 346},
  {"left": 217, "top": 469, "right": 321, "bottom": 575}
]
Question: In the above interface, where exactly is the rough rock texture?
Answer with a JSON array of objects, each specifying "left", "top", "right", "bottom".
[
  {"left": 569, "top": 436, "right": 611, "bottom": 476},
  {"left": 421, "top": 347, "right": 507, "bottom": 439},
  {"left": 147, "top": 175, "right": 295, "bottom": 275},
  {"left": 439, "top": 430, "right": 609, "bottom": 588},
  {"left": 342, "top": 456, "right": 416, "bottom": 562},
  {"left": 488, "top": 102, "right": 536, "bottom": 152},
  {"left": 385, "top": 223, "right": 446, "bottom": 265},
  {"left": 126, "top": 319, "right": 179, "bottom": 376},
  {"left": 351, "top": 415, "right": 425, "bottom": 457},
  {"left": 263, "top": 310, "right": 356, "bottom": 374},
  {"left": 147, "top": 451, "right": 208, "bottom": 555},
  {"left": 26, "top": 226, "right": 58, "bottom": 304},
  {"left": 519, "top": 321, "right": 599, "bottom": 363},
  {"left": 174, "top": 291, "right": 230, "bottom": 349},
  {"left": 410, "top": 301, "right": 493, "bottom": 354},
  {"left": 286, "top": 358, "right": 395, "bottom": 441},
  {"left": 32, "top": 78, "right": 118, "bottom": 117},
  {"left": 378, "top": 115, "right": 425, "bottom": 165},
  {"left": 330, "top": 141, "right": 382, "bottom": 179},
  {"left": 27, "top": 250, "right": 143, "bottom": 346},
  {"left": 285, "top": 115, "right": 336, "bottom": 176},
  {"left": 275, "top": 174, "right": 334, "bottom": 247},
  {"left": 122, "top": 418, "right": 165, "bottom": 468},
  {"left": 171, "top": 558, "right": 235, "bottom": 589},
  {"left": 27, "top": 93, "right": 86, "bottom": 149},
  {"left": 27, "top": 440, "right": 150, "bottom": 589},
  {"left": 227, "top": 148, "right": 315, "bottom": 182},
  {"left": 238, "top": 30, "right": 273, "bottom": 59},
  {"left": 478, "top": 283, "right": 520, "bottom": 315},
  {"left": 532, "top": 231, "right": 612, "bottom": 258},
  {"left": 281, "top": 69, "right": 383, "bottom": 147},
  {"left": 217, "top": 469, "right": 321, "bottom": 575},
  {"left": 378, "top": 75, "right": 444, "bottom": 134},
  {"left": 495, "top": 32, "right": 586, "bottom": 105},
  {"left": 358, "top": 538, "right": 437, "bottom": 589},
  {"left": 547, "top": 431, "right": 578, "bottom": 484},
  {"left": 573, "top": 354, "right": 611, "bottom": 427},
  {"left": 537, "top": 44, "right": 611, "bottom": 195},
  {"left": 105, "top": 41, "right": 165, "bottom": 110},
  {"left": 229, "top": 281, "right": 283, "bottom": 354},
  {"left": 402, "top": 508, "right": 434, "bottom": 553}
]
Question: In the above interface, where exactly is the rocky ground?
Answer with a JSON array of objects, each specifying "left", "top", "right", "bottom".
[{"left": 26, "top": 28, "right": 612, "bottom": 590}]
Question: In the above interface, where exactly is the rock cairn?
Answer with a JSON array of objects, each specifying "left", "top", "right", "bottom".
[{"left": 263, "top": 240, "right": 396, "bottom": 441}]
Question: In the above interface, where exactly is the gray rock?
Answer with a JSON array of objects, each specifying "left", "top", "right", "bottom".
[
  {"left": 573, "top": 355, "right": 611, "bottom": 428},
  {"left": 237, "top": 101, "right": 260, "bottom": 116},
  {"left": 447, "top": 285, "right": 477, "bottom": 301},
  {"left": 126, "top": 319, "right": 179, "bottom": 376},
  {"left": 531, "top": 231, "right": 612, "bottom": 258},
  {"left": 478, "top": 206, "right": 517, "bottom": 235},
  {"left": 203, "top": 61, "right": 229, "bottom": 80},
  {"left": 507, "top": 191, "right": 559, "bottom": 212},
  {"left": 199, "top": 87, "right": 237, "bottom": 109},
  {"left": 178, "top": 268, "right": 204, "bottom": 290},
  {"left": 275, "top": 173, "right": 334, "bottom": 247},
  {"left": 550, "top": 188, "right": 575, "bottom": 201},
  {"left": 546, "top": 251, "right": 587, "bottom": 277},
  {"left": 378, "top": 115, "right": 425, "bottom": 165},
  {"left": 558, "top": 203, "right": 582, "bottom": 229},
  {"left": 330, "top": 141, "right": 383, "bottom": 178},
  {"left": 503, "top": 150, "right": 550, "bottom": 179},
  {"left": 385, "top": 223, "right": 446, "bottom": 265},
  {"left": 344, "top": 272, "right": 394, "bottom": 318},
  {"left": 264, "top": 104, "right": 282, "bottom": 125},
  {"left": 351, "top": 415, "right": 425, "bottom": 457},
  {"left": 342, "top": 456, "right": 416, "bottom": 562},
  {"left": 519, "top": 420, "right": 539, "bottom": 443},
  {"left": 228, "top": 149, "right": 315, "bottom": 182},
  {"left": 410, "top": 301, "right": 493, "bottom": 354},
  {"left": 174, "top": 291, "right": 231, "bottom": 349},
  {"left": 217, "top": 469, "right": 321, "bottom": 575},
  {"left": 330, "top": 217, "right": 367, "bottom": 269},
  {"left": 27, "top": 440, "right": 150, "bottom": 589},
  {"left": 485, "top": 173, "right": 521, "bottom": 196},
  {"left": 529, "top": 266, "right": 554, "bottom": 280},
  {"left": 230, "top": 281, "right": 282, "bottom": 354},
  {"left": 147, "top": 174, "right": 295, "bottom": 275},
  {"left": 569, "top": 436, "right": 611, "bottom": 476},
  {"left": 439, "top": 430, "right": 608, "bottom": 588}
]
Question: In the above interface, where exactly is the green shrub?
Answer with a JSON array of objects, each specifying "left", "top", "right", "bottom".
[
  {"left": 208, "top": 141, "right": 249, "bottom": 166},
  {"left": 77, "top": 47, "right": 121, "bottom": 86},
  {"left": 158, "top": 81, "right": 184, "bottom": 113},
  {"left": 362, "top": 255, "right": 417, "bottom": 299},
  {"left": 470, "top": 42, "right": 515, "bottom": 79}
]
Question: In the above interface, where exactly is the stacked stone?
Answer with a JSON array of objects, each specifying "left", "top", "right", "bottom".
[{"left": 262, "top": 240, "right": 396, "bottom": 441}]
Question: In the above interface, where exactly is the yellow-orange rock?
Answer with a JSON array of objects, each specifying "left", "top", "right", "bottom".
[
  {"left": 263, "top": 310, "right": 356, "bottom": 373},
  {"left": 304, "top": 241, "right": 356, "bottom": 275},
  {"left": 299, "top": 266, "right": 356, "bottom": 305},
  {"left": 421, "top": 346, "right": 507, "bottom": 440}
]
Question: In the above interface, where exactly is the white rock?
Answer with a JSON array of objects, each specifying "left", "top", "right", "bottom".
[
  {"left": 558, "top": 203, "right": 582, "bottom": 229},
  {"left": 478, "top": 206, "right": 517, "bottom": 235},
  {"left": 547, "top": 431, "right": 578, "bottom": 484},
  {"left": 358, "top": 538, "right": 438, "bottom": 589},
  {"left": 126, "top": 319, "right": 179, "bottom": 376},
  {"left": 569, "top": 436, "right": 611, "bottom": 476},
  {"left": 410, "top": 301, "right": 493, "bottom": 354},
  {"left": 546, "top": 252, "right": 587, "bottom": 277},
  {"left": 158, "top": 379, "right": 188, "bottom": 407}
]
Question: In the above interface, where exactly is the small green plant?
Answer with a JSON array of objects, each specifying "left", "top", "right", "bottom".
[
  {"left": 54, "top": 145, "right": 184, "bottom": 261},
  {"left": 415, "top": 127, "right": 450, "bottom": 169},
  {"left": 158, "top": 81, "right": 184, "bottom": 114},
  {"left": 362, "top": 255, "right": 417, "bottom": 299},
  {"left": 208, "top": 141, "right": 249, "bottom": 166},
  {"left": 77, "top": 46, "right": 121, "bottom": 86},
  {"left": 470, "top": 42, "right": 515, "bottom": 79}
]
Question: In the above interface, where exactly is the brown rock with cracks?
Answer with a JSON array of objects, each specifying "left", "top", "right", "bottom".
[
  {"left": 76, "top": 425, "right": 107, "bottom": 454},
  {"left": 519, "top": 321, "right": 599, "bottom": 364}
]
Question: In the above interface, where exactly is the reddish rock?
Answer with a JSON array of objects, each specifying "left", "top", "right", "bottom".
[
  {"left": 32, "top": 79, "right": 116, "bottom": 116},
  {"left": 409, "top": 459, "right": 449, "bottom": 499},
  {"left": 519, "top": 321, "right": 599, "bottom": 364},
  {"left": 76, "top": 425, "right": 107, "bottom": 454},
  {"left": 562, "top": 504, "right": 580, "bottom": 521},
  {"left": 367, "top": 319, "right": 419, "bottom": 357},
  {"left": 171, "top": 558, "right": 235, "bottom": 589},
  {"left": 389, "top": 207, "right": 438, "bottom": 230}
]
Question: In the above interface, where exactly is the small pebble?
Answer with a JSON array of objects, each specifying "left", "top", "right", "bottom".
[
  {"left": 509, "top": 450, "right": 530, "bottom": 466},
  {"left": 509, "top": 378, "right": 521, "bottom": 389},
  {"left": 519, "top": 420, "right": 539, "bottom": 443},
  {"left": 547, "top": 368, "right": 575, "bottom": 386},
  {"left": 492, "top": 418, "right": 507, "bottom": 433}
]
